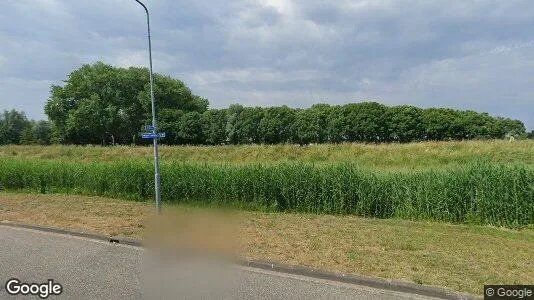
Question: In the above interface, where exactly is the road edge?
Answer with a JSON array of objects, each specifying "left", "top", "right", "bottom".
[{"left": 0, "top": 221, "right": 478, "bottom": 300}]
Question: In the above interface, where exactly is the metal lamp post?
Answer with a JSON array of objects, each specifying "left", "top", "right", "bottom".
[{"left": 134, "top": 0, "right": 162, "bottom": 214}]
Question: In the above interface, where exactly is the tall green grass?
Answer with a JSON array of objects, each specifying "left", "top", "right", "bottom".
[{"left": 0, "top": 158, "right": 532, "bottom": 227}]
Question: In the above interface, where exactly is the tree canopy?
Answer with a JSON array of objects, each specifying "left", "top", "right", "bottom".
[
  {"left": 0, "top": 110, "right": 52, "bottom": 145},
  {"left": 1, "top": 62, "right": 528, "bottom": 146},
  {"left": 45, "top": 62, "right": 208, "bottom": 145},
  {"left": 155, "top": 103, "right": 527, "bottom": 146}
]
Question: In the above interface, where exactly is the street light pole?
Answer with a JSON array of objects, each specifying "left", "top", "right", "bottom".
[{"left": 134, "top": 0, "right": 162, "bottom": 214}]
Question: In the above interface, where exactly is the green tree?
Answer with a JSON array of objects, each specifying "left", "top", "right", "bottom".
[
  {"left": 421, "top": 108, "right": 457, "bottom": 140},
  {"left": 20, "top": 122, "right": 37, "bottom": 145},
  {"left": 202, "top": 109, "right": 227, "bottom": 145},
  {"left": 233, "top": 107, "right": 264, "bottom": 144},
  {"left": 294, "top": 104, "right": 332, "bottom": 144},
  {"left": 45, "top": 62, "right": 208, "bottom": 145},
  {"left": 64, "top": 94, "right": 108, "bottom": 145},
  {"left": 0, "top": 110, "right": 31, "bottom": 145},
  {"left": 326, "top": 105, "right": 346, "bottom": 143},
  {"left": 34, "top": 120, "right": 52, "bottom": 145},
  {"left": 178, "top": 111, "right": 204, "bottom": 145},
  {"left": 338, "top": 102, "right": 389, "bottom": 143},
  {"left": 225, "top": 104, "right": 244, "bottom": 144},
  {"left": 458, "top": 111, "right": 491, "bottom": 139},
  {"left": 498, "top": 118, "right": 526, "bottom": 138},
  {"left": 158, "top": 109, "right": 184, "bottom": 145},
  {"left": 388, "top": 105, "right": 423, "bottom": 142},
  {"left": 258, "top": 106, "right": 297, "bottom": 144}
]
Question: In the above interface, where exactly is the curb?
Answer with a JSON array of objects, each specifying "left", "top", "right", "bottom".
[
  {"left": 0, "top": 221, "right": 478, "bottom": 300},
  {"left": 0, "top": 221, "right": 142, "bottom": 247},
  {"left": 237, "top": 259, "right": 476, "bottom": 300}
]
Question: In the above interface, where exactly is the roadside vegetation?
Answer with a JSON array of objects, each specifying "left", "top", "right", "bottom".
[
  {"left": 1, "top": 62, "right": 533, "bottom": 296},
  {"left": 0, "top": 155, "right": 532, "bottom": 228},
  {"left": 1, "top": 139, "right": 534, "bottom": 169},
  {"left": 1, "top": 141, "right": 533, "bottom": 228},
  {"left": 1, "top": 192, "right": 532, "bottom": 296}
]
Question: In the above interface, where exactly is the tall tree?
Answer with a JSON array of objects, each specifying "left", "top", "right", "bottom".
[
  {"left": 45, "top": 62, "right": 208, "bottom": 145},
  {"left": 232, "top": 107, "right": 264, "bottom": 144},
  {"left": 258, "top": 106, "right": 297, "bottom": 144},
  {"left": 202, "top": 109, "right": 228, "bottom": 145},
  {"left": 20, "top": 122, "right": 37, "bottom": 145},
  {"left": 34, "top": 120, "right": 53, "bottom": 145},
  {"left": 294, "top": 104, "right": 332, "bottom": 144},
  {"left": 225, "top": 104, "right": 244, "bottom": 144},
  {"left": 158, "top": 109, "right": 184, "bottom": 145},
  {"left": 339, "top": 102, "right": 389, "bottom": 143},
  {"left": 0, "top": 110, "right": 31, "bottom": 145},
  {"left": 388, "top": 105, "right": 423, "bottom": 142},
  {"left": 326, "top": 105, "right": 346, "bottom": 143},
  {"left": 421, "top": 108, "right": 457, "bottom": 141},
  {"left": 178, "top": 111, "right": 204, "bottom": 145},
  {"left": 498, "top": 118, "right": 526, "bottom": 138}
]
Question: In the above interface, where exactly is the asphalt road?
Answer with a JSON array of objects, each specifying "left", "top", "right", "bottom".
[{"left": 0, "top": 226, "right": 437, "bottom": 299}]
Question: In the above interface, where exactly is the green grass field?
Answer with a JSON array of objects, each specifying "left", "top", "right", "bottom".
[
  {"left": 1, "top": 140, "right": 533, "bottom": 169},
  {"left": 1, "top": 141, "right": 533, "bottom": 295},
  {"left": 0, "top": 141, "right": 533, "bottom": 228}
]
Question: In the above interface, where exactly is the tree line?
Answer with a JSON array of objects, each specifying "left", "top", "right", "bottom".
[
  {"left": 0, "top": 110, "right": 52, "bottom": 145},
  {"left": 157, "top": 103, "right": 527, "bottom": 145},
  {"left": 0, "top": 62, "right": 530, "bottom": 146},
  {"left": 1, "top": 104, "right": 530, "bottom": 146}
]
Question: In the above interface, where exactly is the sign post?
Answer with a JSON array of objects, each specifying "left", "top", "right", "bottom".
[
  {"left": 141, "top": 132, "right": 166, "bottom": 140},
  {"left": 135, "top": 0, "right": 162, "bottom": 214}
]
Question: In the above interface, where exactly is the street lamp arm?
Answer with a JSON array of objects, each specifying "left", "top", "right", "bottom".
[
  {"left": 133, "top": 0, "right": 155, "bottom": 127},
  {"left": 134, "top": 0, "right": 149, "bottom": 16}
]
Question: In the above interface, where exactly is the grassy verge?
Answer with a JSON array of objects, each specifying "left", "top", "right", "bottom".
[
  {"left": 1, "top": 192, "right": 532, "bottom": 295},
  {"left": 1, "top": 140, "right": 533, "bottom": 169}
]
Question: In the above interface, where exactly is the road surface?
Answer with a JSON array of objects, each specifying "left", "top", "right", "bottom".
[{"left": 0, "top": 225, "right": 437, "bottom": 299}]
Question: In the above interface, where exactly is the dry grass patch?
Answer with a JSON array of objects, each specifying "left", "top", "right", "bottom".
[
  {"left": 0, "top": 193, "right": 152, "bottom": 237},
  {"left": 241, "top": 213, "right": 534, "bottom": 294},
  {"left": 1, "top": 192, "right": 533, "bottom": 295}
]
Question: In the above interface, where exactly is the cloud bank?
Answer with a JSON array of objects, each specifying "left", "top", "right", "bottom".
[{"left": 1, "top": 0, "right": 533, "bottom": 128}]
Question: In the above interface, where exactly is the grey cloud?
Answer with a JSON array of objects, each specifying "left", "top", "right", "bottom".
[{"left": 0, "top": 0, "right": 533, "bottom": 129}]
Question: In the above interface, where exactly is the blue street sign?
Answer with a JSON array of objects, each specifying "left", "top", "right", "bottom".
[
  {"left": 141, "top": 133, "right": 158, "bottom": 139},
  {"left": 145, "top": 125, "right": 155, "bottom": 131},
  {"left": 141, "top": 132, "right": 166, "bottom": 139}
]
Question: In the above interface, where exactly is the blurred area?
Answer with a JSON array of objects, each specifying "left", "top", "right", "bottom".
[{"left": 140, "top": 208, "right": 242, "bottom": 298}]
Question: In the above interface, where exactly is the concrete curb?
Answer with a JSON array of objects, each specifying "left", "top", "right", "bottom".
[
  {"left": 0, "top": 221, "right": 143, "bottom": 247},
  {"left": 0, "top": 221, "right": 478, "bottom": 300},
  {"left": 238, "top": 259, "right": 478, "bottom": 300}
]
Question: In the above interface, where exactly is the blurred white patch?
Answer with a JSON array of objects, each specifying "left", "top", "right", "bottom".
[
  {"left": 140, "top": 252, "right": 241, "bottom": 299},
  {"left": 140, "top": 210, "right": 242, "bottom": 298}
]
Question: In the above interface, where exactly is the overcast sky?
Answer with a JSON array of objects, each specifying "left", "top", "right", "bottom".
[{"left": 1, "top": 0, "right": 533, "bottom": 129}]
